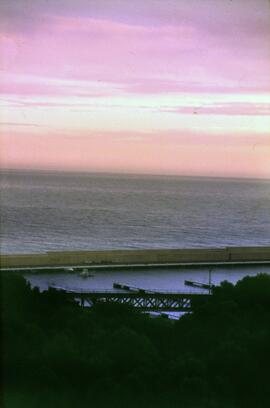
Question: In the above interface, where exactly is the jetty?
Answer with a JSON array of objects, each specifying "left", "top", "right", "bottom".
[
  {"left": 113, "top": 282, "right": 156, "bottom": 293},
  {"left": 184, "top": 280, "right": 214, "bottom": 290},
  {"left": 1, "top": 246, "right": 270, "bottom": 270}
]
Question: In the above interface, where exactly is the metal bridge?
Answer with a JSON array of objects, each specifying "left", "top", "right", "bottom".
[{"left": 53, "top": 286, "right": 210, "bottom": 311}]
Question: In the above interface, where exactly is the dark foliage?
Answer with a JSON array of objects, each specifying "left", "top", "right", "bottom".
[{"left": 1, "top": 272, "right": 270, "bottom": 407}]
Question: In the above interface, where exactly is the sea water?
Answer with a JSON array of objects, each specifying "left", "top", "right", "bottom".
[{"left": 1, "top": 169, "right": 270, "bottom": 254}]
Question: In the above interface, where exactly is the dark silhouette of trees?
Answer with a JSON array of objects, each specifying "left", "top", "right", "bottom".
[{"left": 2, "top": 272, "right": 270, "bottom": 407}]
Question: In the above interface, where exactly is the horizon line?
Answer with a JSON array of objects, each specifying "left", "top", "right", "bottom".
[{"left": 1, "top": 166, "right": 270, "bottom": 182}]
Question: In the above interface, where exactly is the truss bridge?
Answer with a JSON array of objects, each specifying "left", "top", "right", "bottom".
[{"left": 55, "top": 287, "right": 210, "bottom": 311}]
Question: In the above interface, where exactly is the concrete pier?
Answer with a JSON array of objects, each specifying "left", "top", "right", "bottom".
[{"left": 1, "top": 246, "right": 270, "bottom": 269}]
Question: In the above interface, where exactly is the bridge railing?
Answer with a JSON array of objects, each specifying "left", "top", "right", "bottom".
[{"left": 50, "top": 285, "right": 207, "bottom": 295}]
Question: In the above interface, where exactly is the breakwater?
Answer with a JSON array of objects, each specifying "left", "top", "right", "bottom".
[{"left": 1, "top": 246, "right": 270, "bottom": 268}]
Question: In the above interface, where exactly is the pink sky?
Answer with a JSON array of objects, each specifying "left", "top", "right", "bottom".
[{"left": 0, "top": 0, "right": 270, "bottom": 178}]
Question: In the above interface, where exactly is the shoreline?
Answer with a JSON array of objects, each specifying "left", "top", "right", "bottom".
[{"left": 1, "top": 246, "right": 270, "bottom": 269}]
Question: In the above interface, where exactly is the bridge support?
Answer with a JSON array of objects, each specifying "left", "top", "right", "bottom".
[{"left": 70, "top": 292, "right": 210, "bottom": 312}]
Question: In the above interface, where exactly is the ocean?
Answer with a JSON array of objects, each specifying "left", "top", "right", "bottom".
[{"left": 1, "top": 169, "right": 270, "bottom": 254}]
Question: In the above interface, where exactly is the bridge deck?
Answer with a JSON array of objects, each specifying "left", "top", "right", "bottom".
[{"left": 56, "top": 287, "right": 210, "bottom": 311}]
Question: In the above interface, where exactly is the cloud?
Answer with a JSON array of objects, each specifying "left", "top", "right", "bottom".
[
  {"left": 159, "top": 102, "right": 270, "bottom": 116},
  {"left": 0, "top": 72, "right": 125, "bottom": 99},
  {"left": 0, "top": 122, "right": 43, "bottom": 127},
  {"left": 1, "top": 0, "right": 269, "bottom": 32},
  {"left": 1, "top": 0, "right": 270, "bottom": 178},
  {"left": 1, "top": 1, "right": 269, "bottom": 95}
]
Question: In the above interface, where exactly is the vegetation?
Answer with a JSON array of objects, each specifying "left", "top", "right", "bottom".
[{"left": 1, "top": 272, "right": 270, "bottom": 407}]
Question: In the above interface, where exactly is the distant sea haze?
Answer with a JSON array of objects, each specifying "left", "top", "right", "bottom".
[{"left": 0, "top": 170, "right": 270, "bottom": 254}]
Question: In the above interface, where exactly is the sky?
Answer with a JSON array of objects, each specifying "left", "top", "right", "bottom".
[{"left": 0, "top": 0, "right": 270, "bottom": 178}]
